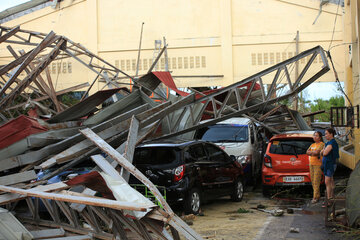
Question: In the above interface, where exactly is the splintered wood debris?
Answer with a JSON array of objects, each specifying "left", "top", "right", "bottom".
[{"left": 0, "top": 26, "right": 330, "bottom": 239}]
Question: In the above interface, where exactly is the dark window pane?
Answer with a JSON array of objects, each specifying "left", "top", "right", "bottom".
[
  {"left": 196, "top": 125, "right": 249, "bottom": 143},
  {"left": 269, "top": 139, "right": 313, "bottom": 155},
  {"left": 204, "top": 144, "right": 226, "bottom": 162},
  {"left": 134, "top": 147, "right": 181, "bottom": 165}
]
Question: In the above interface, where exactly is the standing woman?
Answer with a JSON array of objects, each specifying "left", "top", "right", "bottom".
[
  {"left": 306, "top": 131, "right": 325, "bottom": 203},
  {"left": 321, "top": 128, "right": 339, "bottom": 206}
]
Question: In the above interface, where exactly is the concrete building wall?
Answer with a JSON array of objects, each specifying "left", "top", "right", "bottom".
[
  {"left": 0, "top": 0, "right": 344, "bottom": 92},
  {"left": 342, "top": 0, "right": 360, "bottom": 169}
]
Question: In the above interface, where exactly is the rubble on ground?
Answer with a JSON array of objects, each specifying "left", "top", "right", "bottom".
[{"left": 0, "top": 26, "right": 336, "bottom": 239}]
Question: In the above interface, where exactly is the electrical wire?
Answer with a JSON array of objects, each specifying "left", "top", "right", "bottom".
[
  {"left": 328, "top": 0, "right": 341, "bottom": 51},
  {"left": 327, "top": 50, "right": 353, "bottom": 107}
]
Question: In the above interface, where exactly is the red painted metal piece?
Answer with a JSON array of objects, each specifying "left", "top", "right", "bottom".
[{"left": 0, "top": 115, "right": 48, "bottom": 149}]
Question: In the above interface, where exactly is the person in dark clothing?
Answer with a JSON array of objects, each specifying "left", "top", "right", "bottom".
[{"left": 320, "top": 128, "right": 339, "bottom": 206}]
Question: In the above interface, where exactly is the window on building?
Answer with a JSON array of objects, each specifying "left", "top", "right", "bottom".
[
  {"left": 196, "top": 56, "right": 200, "bottom": 68},
  {"left": 270, "top": 53, "right": 274, "bottom": 64},
  {"left": 63, "top": 62, "right": 67, "bottom": 73},
  {"left": 264, "top": 53, "right": 268, "bottom": 65},
  {"left": 178, "top": 57, "right": 183, "bottom": 69},
  {"left": 172, "top": 57, "right": 177, "bottom": 69},
  {"left": 257, "top": 53, "right": 262, "bottom": 65},
  {"left": 190, "top": 56, "right": 194, "bottom": 68},
  {"left": 68, "top": 62, "right": 72, "bottom": 73},
  {"left": 276, "top": 52, "right": 281, "bottom": 63},
  {"left": 201, "top": 56, "right": 206, "bottom": 68}
]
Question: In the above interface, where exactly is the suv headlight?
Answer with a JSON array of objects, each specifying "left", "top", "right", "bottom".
[{"left": 236, "top": 155, "right": 252, "bottom": 165}]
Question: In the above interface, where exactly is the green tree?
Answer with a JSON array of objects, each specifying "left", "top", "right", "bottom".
[{"left": 310, "top": 96, "right": 345, "bottom": 122}]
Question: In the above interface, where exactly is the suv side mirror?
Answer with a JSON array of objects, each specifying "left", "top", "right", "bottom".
[{"left": 229, "top": 155, "right": 237, "bottom": 162}]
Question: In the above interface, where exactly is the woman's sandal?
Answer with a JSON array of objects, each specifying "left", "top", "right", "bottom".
[{"left": 311, "top": 199, "right": 319, "bottom": 204}]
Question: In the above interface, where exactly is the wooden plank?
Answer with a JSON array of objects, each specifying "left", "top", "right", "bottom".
[
  {"left": 41, "top": 198, "right": 60, "bottom": 223},
  {"left": 40, "top": 236, "right": 92, "bottom": 240},
  {"left": 42, "top": 102, "right": 167, "bottom": 169},
  {"left": 122, "top": 115, "right": 139, "bottom": 181},
  {"left": 20, "top": 217, "right": 113, "bottom": 240},
  {"left": 0, "top": 37, "right": 65, "bottom": 111},
  {"left": 69, "top": 188, "right": 96, "bottom": 212},
  {"left": 0, "top": 31, "right": 57, "bottom": 96},
  {"left": 109, "top": 210, "right": 144, "bottom": 239},
  {"left": 91, "top": 155, "right": 124, "bottom": 181},
  {"left": 0, "top": 185, "right": 152, "bottom": 212},
  {"left": 79, "top": 128, "right": 172, "bottom": 214},
  {"left": 0, "top": 26, "right": 20, "bottom": 44},
  {"left": 134, "top": 219, "right": 153, "bottom": 240},
  {"left": 142, "top": 219, "right": 169, "bottom": 240},
  {"left": 83, "top": 90, "right": 142, "bottom": 126},
  {"left": 30, "top": 228, "right": 65, "bottom": 239},
  {"left": 88, "top": 206, "right": 111, "bottom": 226},
  {"left": 86, "top": 206, "right": 101, "bottom": 232},
  {"left": 0, "top": 103, "right": 146, "bottom": 172},
  {"left": 80, "top": 69, "right": 103, "bottom": 101},
  {"left": 0, "top": 182, "right": 70, "bottom": 205},
  {"left": 7, "top": 46, "right": 48, "bottom": 95},
  {"left": 45, "top": 67, "right": 62, "bottom": 112},
  {"left": 0, "top": 49, "right": 32, "bottom": 78},
  {"left": 40, "top": 120, "right": 131, "bottom": 169},
  {"left": 0, "top": 170, "right": 36, "bottom": 185}
]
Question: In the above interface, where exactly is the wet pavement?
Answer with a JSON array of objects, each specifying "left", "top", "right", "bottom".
[
  {"left": 255, "top": 198, "right": 344, "bottom": 240},
  {"left": 184, "top": 165, "right": 355, "bottom": 239},
  {"left": 256, "top": 166, "right": 353, "bottom": 240}
]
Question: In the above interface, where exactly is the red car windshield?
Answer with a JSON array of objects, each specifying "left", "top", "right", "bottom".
[{"left": 269, "top": 139, "right": 313, "bottom": 155}]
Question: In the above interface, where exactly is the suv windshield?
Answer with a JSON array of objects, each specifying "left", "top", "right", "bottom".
[
  {"left": 133, "top": 147, "right": 181, "bottom": 165},
  {"left": 269, "top": 139, "right": 313, "bottom": 155},
  {"left": 196, "top": 124, "right": 249, "bottom": 142}
]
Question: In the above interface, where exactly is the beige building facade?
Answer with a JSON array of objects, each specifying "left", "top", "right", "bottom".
[
  {"left": 341, "top": 0, "right": 360, "bottom": 169},
  {"left": 0, "top": 0, "right": 344, "bottom": 92}
]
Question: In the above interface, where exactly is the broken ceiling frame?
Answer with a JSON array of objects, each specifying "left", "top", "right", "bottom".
[
  {"left": 0, "top": 25, "right": 165, "bottom": 120},
  {"left": 151, "top": 45, "right": 330, "bottom": 140}
]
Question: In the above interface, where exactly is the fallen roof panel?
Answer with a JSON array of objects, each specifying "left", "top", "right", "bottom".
[{"left": 48, "top": 88, "right": 124, "bottom": 123}]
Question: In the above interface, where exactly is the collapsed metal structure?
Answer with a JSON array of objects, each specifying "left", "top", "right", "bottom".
[{"left": 0, "top": 26, "right": 330, "bottom": 239}]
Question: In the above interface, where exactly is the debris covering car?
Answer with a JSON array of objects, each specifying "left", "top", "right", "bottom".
[
  {"left": 194, "top": 117, "right": 264, "bottom": 185},
  {"left": 131, "top": 140, "right": 244, "bottom": 214},
  {"left": 261, "top": 131, "right": 321, "bottom": 196}
]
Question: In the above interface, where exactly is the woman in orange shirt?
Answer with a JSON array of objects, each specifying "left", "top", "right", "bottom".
[{"left": 306, "top": 131, "right": 325, "bottom": 203}]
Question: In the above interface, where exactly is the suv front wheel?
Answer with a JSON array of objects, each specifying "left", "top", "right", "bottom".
[
  {"left": 231, "top": 178, "right": 244, "bottom": 202},
  {"left": 184, "top": 188, "right": 201, "bottom": 214}
]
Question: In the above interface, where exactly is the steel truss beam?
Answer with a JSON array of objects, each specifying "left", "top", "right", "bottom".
[
  {"left": 0, "top": 26, "right": 164, "bottom": 114},
  {"left": 151, "top": 45, "right": 330, "bottom": 140}
]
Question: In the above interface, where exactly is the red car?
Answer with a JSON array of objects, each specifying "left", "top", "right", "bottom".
[{"left": 262, "top": 131, "right": 323, "bottom": 196}]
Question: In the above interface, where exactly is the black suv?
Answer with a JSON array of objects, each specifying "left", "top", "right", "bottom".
[{"left": 131, "top": 140, "right": 244, "bottom": 214}]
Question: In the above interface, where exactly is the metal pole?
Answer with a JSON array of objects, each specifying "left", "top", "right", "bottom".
[
  {"left": 293, "top": 31, "right": 299, "bottom": 111},
  {"left": 135, "top": 22, "right": 144, "bottom": 78}
]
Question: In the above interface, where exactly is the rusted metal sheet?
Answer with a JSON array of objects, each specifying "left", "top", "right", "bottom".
[{"left": 0, "top": 115, "right": 48, "bottom": 149}]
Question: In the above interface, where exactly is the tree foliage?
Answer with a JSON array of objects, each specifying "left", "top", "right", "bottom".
[{"left": 310, "top": 96, "right": 345, "bottom": 122}]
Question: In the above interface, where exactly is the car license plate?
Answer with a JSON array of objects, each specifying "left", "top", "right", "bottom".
[{"left": 283, "top": 176, "right": 304, "bottom": 183}]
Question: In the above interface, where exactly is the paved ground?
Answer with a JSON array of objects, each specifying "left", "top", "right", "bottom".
[
  {"left": 256, "top": 199, "right": 344, "bottom": 240},
  {"left": 188, "top": 165, "right": 354, "bottom": 240}
]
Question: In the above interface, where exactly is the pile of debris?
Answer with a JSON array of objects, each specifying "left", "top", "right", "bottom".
[{"left": 0, "top": 26, "right": 330, "bottom": 239}]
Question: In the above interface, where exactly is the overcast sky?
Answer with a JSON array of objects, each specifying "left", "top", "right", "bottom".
[
  {"left": 0, "top": 0, "right": 345, "bottom": 103},
  {"left": 0, "top": 0, "right": 29, "bottom": 11}
]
